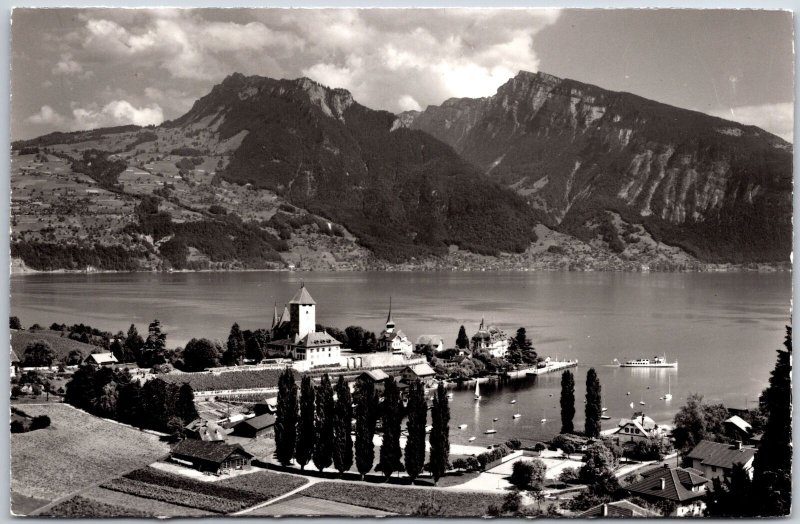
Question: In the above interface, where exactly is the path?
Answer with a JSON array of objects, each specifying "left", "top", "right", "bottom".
[{"left": 231, "top": 478, "right": 319, "bottom": 516}]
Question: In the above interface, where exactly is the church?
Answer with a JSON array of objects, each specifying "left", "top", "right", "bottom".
[
  {"left": 267, "top": 284, "right": 342, "bottom": 369},
  {"left": 377, "top": 299, "right": 414, "bottom": 355}
]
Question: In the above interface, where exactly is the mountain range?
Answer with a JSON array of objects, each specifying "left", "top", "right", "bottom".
[{"left": 11, "top": 70, "right": 792, "bottom": 271}]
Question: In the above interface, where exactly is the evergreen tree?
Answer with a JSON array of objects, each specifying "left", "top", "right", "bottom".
[
  {"left": 751, "top": 326, "right": 792, "bottom": 516},
  {"left": 245, "top": 329, "right": 269, "bottom": 362},
  {"left": 456, "top": 325, "right": 469, "bottom": 350},
  {"left": 93, "top": 382, "right": 118, "bottom": 418},
  {"left": 64, "top": 364, "right": 98, "bottom": 411},
  {"left": 560, "top": 370, "right": 576, "bottom": 434},
  {"left": 377, "top": 376, "right": 403, "bottom": 479},
  {"left": 707, "top": 463, "right": 754, "bottom": 517},
  {"left": 295, "top": 374, "right": 316, "bottom": 470},
  {"left": 313, "top": 374, "right": 335, "bottom": 472},
  {"left": 354, "top": 377, "right": 377, "bottom": 480},
  {"left": 223, "top": 323, "right": 246, "bottom": 366},
  {"left": 275, "top": 367, "right": 298, "bottom": 466},
  {"left": 429, "top": 381, "right": 450, "bottom": 484},
  {"left": 124, "top": 324, "right": 144, "bottom": 362},
  {"left": 139, "top": 320, "right": 168, "bottom": 368},
  {"left": 584, "top": 368, "right": 602, "bottom": 438},
  {"left": 175, "top": 383, "right": 199, "bottom": 423},
  {"left": 332, "top": 376, "right": 354, "bottom": 476},
  {"left": 116, "top": 380, "right": 143, "bottom": 427},
  {"left": 404, "top": 379, "right": 427, "bottom": 483}
]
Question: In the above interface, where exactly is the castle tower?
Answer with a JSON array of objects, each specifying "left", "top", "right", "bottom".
[{"left": 289, "top": 283, "right": 316, "bottom": 339}]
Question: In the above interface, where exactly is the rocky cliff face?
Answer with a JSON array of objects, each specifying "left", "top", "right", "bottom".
[{"left": 403, "top": 71, "right": 792, "bottom": 263}]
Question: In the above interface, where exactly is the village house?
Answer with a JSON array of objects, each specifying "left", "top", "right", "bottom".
[
  {"left": 579, "top": 500, "right": 659, "bottom": 518},
  {"left": 184, "top": 419, "right": 227, "bottom": 442},
  {"left": 723, "top": 415, "right": 756, "bottom": 444},
  {"left": 232, "top": 413, "right": 276, "bottom": 439},
  {"left": 10, "top": 349, "right": 20, "bottom": 378},
  {"left": 625, "top": 464, "right": 709, "bottom": 517},
  {"left": 415, "top": 335, "right": 444, "bottom": 354},
  {"left": 470, "top": 319, "right": 510, "bottom": 358},
  {"left": 377, "top": 300, "right": 413, "bottom": 355},
  {"left": 357, "top": 369, "right": 390, "bottom": 394},
  {"left": 267, "top": 284, "right": 341, "bottom": 369},
  {"left": 400, "top": 362, "right": 437, "bottom": 387},
  {"left": 686, "top": 439, "right": 757, "bottom": 481},
  {"left": 169, "top": 440, "right": 253, "bottom": 475},
  {"left": 84, "top": 352, "right": 119, "bottom": 366},
  {"left": 607, "top": 412, "right": 668, "bottom": 446}
]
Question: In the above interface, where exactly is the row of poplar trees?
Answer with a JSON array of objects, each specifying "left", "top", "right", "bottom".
[
  {"left": 559, "top": 368, "right": 603, "bottom": 437},
  {"left": 274, "top": 368, "right": 451, "bottom": 484}
]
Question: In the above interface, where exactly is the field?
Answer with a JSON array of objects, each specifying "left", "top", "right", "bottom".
[
  {"left": 10, "top": 403, "right": 170, "bottom": 514},
  {"left": 99, "top": 467, "right": 309, "bottom": 514},
  {"left": 160, "top": 367, "right": 296, "bottom": 391},
  {"left": 11, "top": 329, "right": 99, "bottom": 362},
  {"left": 40, "top": 495, "right": 152, "bottom": 518},
  {"left": 80, "top": 486, "right": 212, "bottom": 517},
  {"left": 249, "top": 495, "right": 395, "bottom": 516},
  {"left": 301, "top": 482, "right": 507, "bottom": 517}
]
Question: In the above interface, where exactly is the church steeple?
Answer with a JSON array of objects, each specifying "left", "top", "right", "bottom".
[
  {"left": 385, "top": 297, "right": 395, "bottom": 332},
  {"left": 271, "top": 302, "right": 279, "bottom": 329}
]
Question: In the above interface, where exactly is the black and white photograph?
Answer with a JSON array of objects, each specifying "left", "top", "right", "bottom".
[{"left": 7, "top": 7, "right": 793, "bottom": 518}]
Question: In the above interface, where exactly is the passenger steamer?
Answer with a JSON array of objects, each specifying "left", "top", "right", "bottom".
[{"left": 618, "top": 354, "right": 677, "bottom": 368}]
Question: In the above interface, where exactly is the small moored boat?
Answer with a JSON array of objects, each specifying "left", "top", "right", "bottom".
[{"left": 459, "top": 424, "right": 468, "bottom": 430}]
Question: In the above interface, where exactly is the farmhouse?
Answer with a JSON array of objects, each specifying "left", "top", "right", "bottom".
[
  {"left": 232, "top": 413, "right": 276, "bottom": 439},
  {"left": 358, "top": 369, "right": 390, "bottom": 393},
  {"left": 625, "top": 465, "right": 709, "bottom": 517},
  {"left": 470, "top": 319, "right": 510, "bottom": 358},
  {"left": 169, "top": 440, "right": 253, "bottom": 475},
  {"left": 377, "top": 300, "right": 413, "bottom": 355},
  {"left": 84, "top": 352, "right": 119, "bottom": 366},
  {"left": 686, "top": 439, "right": 757, "bottom": 480}
]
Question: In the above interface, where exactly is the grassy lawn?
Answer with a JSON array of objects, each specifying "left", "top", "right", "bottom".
[
  {"left": 11, "top": 329, "right": 99, "bottom": 361},
  {"left": 40, "top": 495, "right": 151, "bottom": 518},
  {"left": 80, "top": 486, "right": 212, "bottom": 517},
  {"left": 10, "top": 404, "right": 170, "bottom": 514},
  {"left": 302, "top": 482, "right": 507, "bottom": 517}
]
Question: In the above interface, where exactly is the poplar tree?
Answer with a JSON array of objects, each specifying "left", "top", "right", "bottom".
[
  {"left": 275, "top": 368, "right": 298, "bottom": 466},
  {"left": 429, "top": 381, "right": 450, "bottom": 484},
  {"left": 584, "top": 368, "right": 602, "bottom": 438},
  {"left": 295, "top": 374, "right": 316, "bottom": 470},
  {"left": 377, "top": 376, "right": 403, "bottom": 480},
  {"left": 404, "top": 379, "right": 427, "bottom": 483},
  {"left": 223, "top": 322, "right": 246, "bottom": 365},
  {"left": 456, "top": 325, "right": 469, "bottom": 349},
  {"left": 752, "top": 326, "right": 792, "bottom": 516},
  {"left": 354, "top": 377, "right": 377, "bottom": 480},
  {"left": 332, "top": 376, "right": 353, "bottom": 476},
  {"left": 560, "top": 370, "right": 576, "bottom": 434},
  {"left": 313, "top": 374, "right": 335, "bottom": 472},
  {"left": 175, "top": 383, "right": 199, "bottom": 423}
]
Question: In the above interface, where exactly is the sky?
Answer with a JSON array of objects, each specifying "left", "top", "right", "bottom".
[{"left": 10, "top": 8, "right": 794, "bottom": 141}]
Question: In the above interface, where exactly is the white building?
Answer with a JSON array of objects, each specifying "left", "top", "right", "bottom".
[
  {"left": 470, "top": 319, "right": 510, "bottom": 358},
  {"left": 686, "top": 440, "right": 757, "bottom": 481},
  {"left": 607, "top": 412, "right": 669, "bottom": 446}
]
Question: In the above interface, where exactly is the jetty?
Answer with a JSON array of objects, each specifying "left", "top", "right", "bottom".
[{"left": 525, "top": 359, "right": 579, "bottom": 376}]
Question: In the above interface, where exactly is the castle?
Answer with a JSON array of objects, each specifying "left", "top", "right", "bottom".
[
  {"left": 268, "top": 284, "right": 341, "bottom": 369},
  {"left": 470, "top": 319, "right": 510, "bottom": 358}
]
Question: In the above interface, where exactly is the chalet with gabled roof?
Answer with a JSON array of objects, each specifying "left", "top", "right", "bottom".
[
  {"left": 686, "top": 439, "right": 757, "bottom": 480},
  {"left": 170, "top": 440, "right": 253, "bottom": 475},
  {"left": 626, "top": 465, "right": 709, "bottom": 516}
]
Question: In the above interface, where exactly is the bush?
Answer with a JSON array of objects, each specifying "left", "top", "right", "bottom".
[
  {"left": 10, "top": 316, "right": 22, "bottom": 330},
  {"left": 558, "top": 466, "right": 580, "bottom": 484},
  {"left": 10, "top": 420, "right": 26, "bottom": 433},
  {"left": 505, "top": 438, "right": 522, "bottom": 450},
  {"left": 509, "top": 459, "right": 546, "bottom": 490},
  {"left": 30, "top": 415, "right": 51, "bottom": 430}
]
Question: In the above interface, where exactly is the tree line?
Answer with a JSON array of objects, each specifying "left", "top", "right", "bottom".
[
  {"left": 275, "top": 369, "right": 451, "bottom": 484},
  {"left": 64, "top": 363, "right": 198, "bottom": 434}
]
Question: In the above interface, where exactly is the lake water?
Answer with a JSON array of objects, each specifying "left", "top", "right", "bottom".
[{"left": 11, "top": 271, "right": 791, "bottom": 446}]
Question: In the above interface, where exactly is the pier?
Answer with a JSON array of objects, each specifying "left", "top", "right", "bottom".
[{"left": 525, "top": 359, "right": 579, "bottom": 376}]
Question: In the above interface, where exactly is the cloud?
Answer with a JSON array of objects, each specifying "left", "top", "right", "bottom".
[
  {"left": 72, "top": 100, "right": 164, "bottom": 129},
  {"left": 26, "top": 105, "right": 65, "bottom": 125},
  {"left": 397, "top": 95, "right": 422, "bottom": 112},
  {"left": 709, "top": 102, "right": 794, "bottom": 142},
  {"left": 52, "top": 53, "right": 83, "bottom": 75}
]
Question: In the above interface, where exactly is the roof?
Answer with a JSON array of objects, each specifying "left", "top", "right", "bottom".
[
  {"left": 405, "top": 363, "right": 436, "bottom": 377},
  {"left": 85, "top": 352, "right": 118, "bottom": 364},
  {"left": 171, "top": 440, "right": 253, "bottom": 463},
  {"left": 360, "top": 369, "right": 389, "bottom": 382},
  {"left": 289, "top": 284, "right": 316, "bottom": 305},
  {"left": 10, "top": 349, "right": 20, "bottom": 363},
  {"left": 686, "top": 440, "right": 757, "bottom": 469},
  {"left": 238, "top": 413, "right": 275, "bottom": 431},
  {"left": 379, "top": 329, "right": 407, "bottom": 342},
  {"left": 185, "top": 419, "right": 226, "bottom": 441},
  {"left": 724, "top": 415, "right": 753, "bottom": 434},
  {"left": 416, "top": 335, "right": 443, "bottom": 347},
  {"left": 579, "top": 500, "right": 659, "bottom": 518},
  {"left": 295, "top": 331, "right": 341, "bottom": 348},
  {"left": 627, "top": 466, "right": 708, "bottom": 503}
]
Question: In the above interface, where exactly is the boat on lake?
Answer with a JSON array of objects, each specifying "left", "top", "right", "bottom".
[
  {"left": 459, "top": 424, "right": 468, "bottom": 430},
  {"left": 474, "top": 381, "right": 481, "bottom": 401},
  {"left": 512, "top": 413, "right": 521, "bottom": 419},
  {"left": 601, "top": 415, "right": 611, "bottom": 420},
  {"left": 484, "top": 428, "right": 497, "bottom": 434},
  {"left": 663, "top": 376, "right": 673, "bottom": 401},
  {"left": 619, "top": 354, "right": 678, "bottom": 368},
  {"left": 469, "top": 436, "right": 476, "bottom": 442}
]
